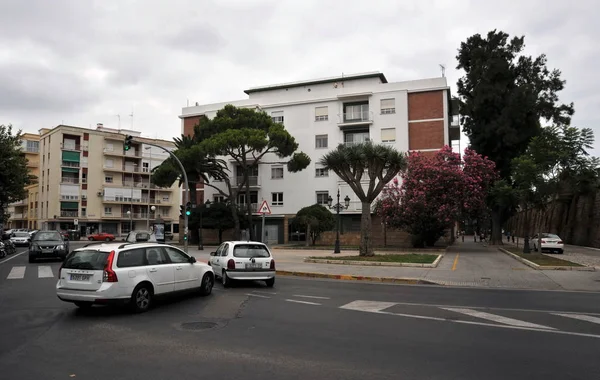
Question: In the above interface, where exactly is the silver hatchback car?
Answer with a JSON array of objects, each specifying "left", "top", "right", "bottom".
[{"left": 209, "top": 241, "right": 275, "bottom": 288}]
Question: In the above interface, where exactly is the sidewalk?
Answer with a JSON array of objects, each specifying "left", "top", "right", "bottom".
[
  {"left": 185, "top": 239, "right": 600, "bottom": 292},
  {"left": 503, "top": 236, "right": 600, "bottom": 269}
]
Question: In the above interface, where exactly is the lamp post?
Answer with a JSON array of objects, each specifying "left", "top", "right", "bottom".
[
  {"left": 198, "top": 199, "right": 211, "bottom": 250},
  {"left": 126, "top": 210, "right": 132, "bottom": 232},
  {"left": 145, "top": 146, "right": 152, "bottom": 229},
  {"left": 327, "top": 188, "right": 351, "bottom": 254},
  {"left": 148, "top": 205, "right": 156, "bottom": 231}
]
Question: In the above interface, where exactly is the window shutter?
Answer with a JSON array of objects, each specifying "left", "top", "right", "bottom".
[
  {"left": 381, "top": 98, "right": 395, "bottom": 109},
  {"left": 381, "top": 128, "right": 396, "bottom": 142},
  {"left": 315, "top": 106, "right": 328, "bottom": 117}
]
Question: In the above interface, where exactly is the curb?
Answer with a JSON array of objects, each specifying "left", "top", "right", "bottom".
[
  {"left": 275, "top": 270, "right": 435, "bottom": 284},
  {"left": 303, "top": 253, "right": 443, "bottom": 268},
  {"left": 498, "top": 248, "right": 596, "bottom": 272},
  {"left": 271, "top": 246, "right": 447, "bottom": 253}
]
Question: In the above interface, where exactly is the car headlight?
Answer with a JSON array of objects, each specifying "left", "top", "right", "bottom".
[{"left": 57, "top": 245, "right": 64, "bottom": 250}]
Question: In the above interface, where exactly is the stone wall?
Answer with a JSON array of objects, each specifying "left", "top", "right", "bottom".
[{"left": 505, "top": 190, "right": 600, "bottom": 248}]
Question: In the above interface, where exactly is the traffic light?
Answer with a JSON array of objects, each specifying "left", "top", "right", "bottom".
[
  {"left": 185, "top": 202, "right": 191, "bottom": 216},
  {"left": 123, "top": 135, "right": 133, "bottom": 151},
  {"left": 183, "top": 233, "right": 188, "bottom": 241},
  {"left": 179, "top": 205, "right": 185, "bottom": 217}
]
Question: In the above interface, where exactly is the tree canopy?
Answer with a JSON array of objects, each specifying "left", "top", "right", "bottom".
[
  {"left": 0, "top": 124, "right": 32, "bottom": 224},
  {"left": 292, "top": 204, "right": 335, "bottom": 246},
  {"left": 319, "top": 141, "right": 407, "bottom": 256}
]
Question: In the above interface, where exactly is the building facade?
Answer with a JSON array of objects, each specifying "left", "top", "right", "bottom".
[
  {"left": 36, "top": 124, "right": 180, "bottom": 236},
  {"left": 7, "top": 132, "right": 41, "bottom": 229},
  {"left": 180, "top": 72, "right": 459, "bottom": 244}
]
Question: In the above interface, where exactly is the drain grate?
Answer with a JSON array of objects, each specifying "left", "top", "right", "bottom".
[{"left": 180, "top": 322, "right": 218, "bottom": 331}]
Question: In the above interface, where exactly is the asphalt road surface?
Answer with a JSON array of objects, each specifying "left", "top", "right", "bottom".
[{"left": 1, "top": 245, "right": 600, "bottom": 380}]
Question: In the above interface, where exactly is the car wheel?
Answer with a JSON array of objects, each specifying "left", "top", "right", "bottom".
[
  {"left": 265, "top": 277, "right": 275, "bottom": 288},
  {"left": 199, "top": 273, "right": 214, "bottom": 296},
  {"left": 105, "top": 237, "right": 110, "bottom": 242},
  {"left": 130, "top": 284, "right": 153, "bottom": 313},
  {"left": 74, "top": 301, "right": 93, "bottom": 309},
  {"left": 28, "top": 255, "right": 36, "bottom": 263},
  {"left": 88, "top": 237, "right": 95, "bottom": 241},
  {"left": 222, "top": 270, "right": 232, "bottom": 288}
]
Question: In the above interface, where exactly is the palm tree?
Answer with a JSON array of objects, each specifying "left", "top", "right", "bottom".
[{"left": 319, "top": 142, "right": 407, "bottom": 256}]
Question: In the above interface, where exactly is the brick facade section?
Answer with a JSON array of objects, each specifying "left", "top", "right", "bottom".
[
  {"left": 408, "top": 91, "right": 444, "bottom": 121},
  {"left": 408, "top": 120, "right": 444, "bottom": 150},
  {"left": 183, "top": 116, "right": 203, "bottom": 137}
]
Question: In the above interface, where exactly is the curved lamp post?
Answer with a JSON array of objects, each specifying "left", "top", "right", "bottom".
[{"left": 327, "top": 189, "right": 351, "bottom": 254}]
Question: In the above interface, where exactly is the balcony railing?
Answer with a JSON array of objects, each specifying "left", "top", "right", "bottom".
[
  {"left": 344, "top": 138, "right": 371, "bottom": 146},
  {"left": 61, "top": 177, "right": 79, "bottom": 184},
  {"left": 234, "top": 176, "right": 260, "bottom": 186},
  {"left": 238, "top": 203, "right": 259, "bottom": 212},
  {"left": 60, "top": 195, "right": 79, "bottom": 201},
  {"left": 60, "top": 143, "right": 81, "bottom": 151},
  {"left": 60, "top": 210, "right": 78, "bottom": 217},
  {"left": 61, "top": 161, "right": 80, "bottom": 168},
  {"left": 339, "top": 110, "right": 373, "bottom": 124},
  {"left": 25, "top": 146, "right": 39, "bottom": 153},
  {"left": 9, "top": 199, "right": 27, "bottom": 206},
  {"left": 10, "top": 213, "right": 24, "bottom": 219}
]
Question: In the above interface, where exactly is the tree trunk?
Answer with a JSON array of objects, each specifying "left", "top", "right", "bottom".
[
  {"left": 359, "top": 201, "right": 374, "bottom": 256},
  {"left": 218, "top": 229, "right": 223, "bottom": 244},
  {"left": 244, "top": 170, "right": 254, "bottom": 241},
  {"left": 229, "top": 202, "right": 241, "bottom": 240},
  {"left": 489, "top": 208, "right": 504, "bottom": 245},
  {"left": 305, "top": 224, "right": 310, "bottom": 247}
]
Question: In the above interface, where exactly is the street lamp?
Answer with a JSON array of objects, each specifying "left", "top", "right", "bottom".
[
  {"left": 327, "top": 188, "right": 351, "bottom": 254},
  {"left": 198, "top": 199, "right": 211, "bottom": 250},
  {"left": 148, "top": 205, "right": 156, "bottom": 230},
  {"left": 126, "top": 210, "right": 132, "bottom": 232},
  {"left": 145, "top": 146, "right": 152, "bottom": 229}
]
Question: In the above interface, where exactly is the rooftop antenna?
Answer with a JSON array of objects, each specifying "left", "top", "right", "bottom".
[
  {"left": 116, "top": 114, "right": 121, "bottom": 129},
  {"left": 129, "top": 107, "right": 134, "bottom": 130},
  {"left": 439, "top": 64, "right": 446, "bottom": 77}
]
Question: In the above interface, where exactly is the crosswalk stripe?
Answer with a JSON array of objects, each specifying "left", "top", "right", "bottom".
[
  {"left": 38, "top": 266, "right": 54, "bottom": 278},
  {"left": 442, "top": 308, "right": 555, "bottom": 330},
  {"left": 285, "top": 299, "right": 321, "bottom": 306},
  {"left": 553, "top": 313, "right": 600, "bottom": 325},
  {"left": 7, "top": 266, "right": 26, "bottom": 279},
  {"left": 339, "top": 300, "right": 397, "bottom": 313}
]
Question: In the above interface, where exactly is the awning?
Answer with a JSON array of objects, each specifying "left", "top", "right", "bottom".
[
  {"left": 60, "top": 202, "right": 78, "bottom": 210},
  {"left": 61, "top": 168, "right": 79, "bottom": 173},
  {"left": 62, "top": 151, "right": 80, "bottom": 162}
]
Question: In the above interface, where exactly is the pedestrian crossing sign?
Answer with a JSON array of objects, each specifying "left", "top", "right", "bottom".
[{"left": 258, "top": 200, "right": 272, "bottom": 215}]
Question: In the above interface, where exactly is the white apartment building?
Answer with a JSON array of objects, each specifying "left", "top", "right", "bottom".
[
  {"left": 37, "top": 124, "right": 181, "bottom": 236},
  {"left": 180, "top": 72, "right": 459, "bottom": 244}
]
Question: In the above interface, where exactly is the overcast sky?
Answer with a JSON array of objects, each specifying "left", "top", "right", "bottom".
[{"left": 1, "top": 0, "right": 598, "bottom": 156}]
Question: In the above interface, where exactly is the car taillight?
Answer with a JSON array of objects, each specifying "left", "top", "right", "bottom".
[
  {"left": 270, "top": 259, "right": 275, "bottom": 270},
  {"left": 227, "top": 259, "right": 235, "bottom": 270},
  {"left": 541, "top": 240, "right": 546, "bottom": 244},
  {"left": 103, "top": 250, "right": 118, "bottom": 282}
]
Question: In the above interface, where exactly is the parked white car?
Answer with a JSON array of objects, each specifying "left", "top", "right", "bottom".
[
  {"left": 10, "top": 231, "right": 31, "bottom": 246},
  {"left": 209, "top": 241, "right": 275, "bottom": 287},
  {"left": 532, "top": 233, "right": 564, "bottom": 254},
  {"left": 56, "top": 242, "right": 214, "bottom": 312}
]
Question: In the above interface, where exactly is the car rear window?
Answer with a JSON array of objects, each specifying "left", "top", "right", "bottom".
[
  {"left": 136, "top": 232, "right": 151, "bottom": 241},
  {"left": 34, "top": 232, "right": 62, "bottom": 241},
  {"left": 542, "top": 233, "right": 560, "bottom": 239},
  {"left": 63, "top": 250, "right": 110, "bottom": 270},
  {"left": 233, "top": 244, "right": 271, "bottom": 258}
]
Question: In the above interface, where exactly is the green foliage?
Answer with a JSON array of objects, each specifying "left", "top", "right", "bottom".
[
  {"left": 189, "top": 202, "right": 250, "bottom": 243},
  {"left": 292, "top": 204, "right": 335, "bottom": 245},
  {"left": 0, "top": 124, "right": 31, "bottom": 223},
  {"left": 456, "top": 30, "right": 574, "bottom": 180}
]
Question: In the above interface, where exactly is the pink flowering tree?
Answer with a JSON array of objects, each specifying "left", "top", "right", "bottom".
[{"left": 376, "top": 146, "right": 497, "bottom": 247}]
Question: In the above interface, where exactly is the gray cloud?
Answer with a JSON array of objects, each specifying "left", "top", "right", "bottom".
[{"left": 0, "top": 0, "right": 598, "bottom": 156}]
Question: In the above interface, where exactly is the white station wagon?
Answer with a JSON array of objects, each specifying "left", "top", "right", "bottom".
[
  {"left": 56, "top": 242, "right": 214, "bottom": 312},
  {"left": 209, "top": 241, "right": 275, "bottom": 287}
]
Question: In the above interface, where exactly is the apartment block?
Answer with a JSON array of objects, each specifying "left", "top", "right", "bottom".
[
  {"left": 180, "top": 72, "right": 459, "bottom": 244},
  {"left": 7, "top": 132, "right": 41, "bottom": 229},
  {"left": 37, "top": 124, "right": 181, "bottom": 236}
]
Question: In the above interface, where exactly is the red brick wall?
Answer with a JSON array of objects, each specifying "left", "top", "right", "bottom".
[
  {"left": 408, "top": 120, "right": 444, "bottom": 150},
  {"left": 408, "top": 91, "right": 444, "bottom": 120},
  {"left": 182, "top": 116, "right": 203, "bottom": 137},
  {"left": 407, "top": 90, "right": 445, "bottom": 151}
]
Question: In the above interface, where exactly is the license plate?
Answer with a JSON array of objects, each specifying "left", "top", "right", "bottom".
[
  {"left": 245, "top": 263, "right": 262, "bottom": 269},
  {"left": 70, "top": 274, "right": 91, "bottom": 281}
]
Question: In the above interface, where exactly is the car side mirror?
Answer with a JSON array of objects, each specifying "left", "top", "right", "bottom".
[
  {"left": 209, "top": 251, "right": 216, "bottom": 256},
  {"left": 189, "top": 256, "right": 196, "bottom": 263}
]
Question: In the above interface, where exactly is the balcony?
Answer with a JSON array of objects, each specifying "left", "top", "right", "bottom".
[
  {"left": 25, "top": 146, "right": 39, "bottom": 153},
  {"left": 10, "top": 213, "right": 25, "bottom": 220},
  {"left": 60, "top": 195, "right": 79, "bottom": 201},
  {"left": 337, "top": 110, "right": 374, "bottom": 127},
  {"left": 238, "top": 203, "right": 259, "bottom": 213},
  {"left": 61, "top": 177, "right": 79, "bottom": 184},
  {"left": 234, "top": 176, "right": 260, "bottom": 187},
  {"left": 9, "top": 199, "right": 27, "bottom": 206},
  {"left": 60, "top": 143, "right": 81, "bottom": 151},
  {"left": 60, "top": 210, "right": 78, "bottom": 217},
  {"left": 27, "top": 161, "right": 39, "bottom": 167},
  {"left": 61, "top": 161, "right": 80, "bottom": 168}
]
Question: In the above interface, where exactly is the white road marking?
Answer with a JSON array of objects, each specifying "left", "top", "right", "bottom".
[
  {"left": 285, "top": 299, "right": 321, "bottom": 306},
  {"left": 293, "top": 295, "right": 330, "bottom": 300},
  {"left": 441, "top": 307, "right": 555, "bottom": 330},
  {"left": 0, "top": 250, "right": 28, "bottom": 265},
  {"left": 553, "top": 313, "right": 600, "bottom": 325},
  {"left": 246, "top": 293, "right": 270, "bottom": 299},
  {"left": 38, "top": 266, "right": 54, "bottom": 278},
  {"left": 253, "top": 290, "right": 277, "bottom": 295},
  {"left": 7, "top": 266, "right": 26, "bottom": 279},
  {"left": 339, "top": 300, "right": 398, "bottom": 313}
]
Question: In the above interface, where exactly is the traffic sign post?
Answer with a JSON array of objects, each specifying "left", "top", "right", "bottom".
[{"left": 258, "top": 200, "right": 271, "bottom": 244}]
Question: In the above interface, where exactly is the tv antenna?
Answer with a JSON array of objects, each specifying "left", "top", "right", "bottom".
[
  {"left": 439, "top": 64, "right": 446, "bottom": 77},
  {"left": 129, "top": 107, "right": 134, "bottom": 129}
]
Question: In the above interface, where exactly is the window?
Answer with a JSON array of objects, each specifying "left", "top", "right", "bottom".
[
  {"left": 164, "top": 247, "right": 190, "bottom": 263},
  {"left": 105, "top": 176, "right": 113, "bottom": 183},
  {"left": 81, "top": 208, "right": 86, "bottom": 217},
  {"left": 272, "top": 192, "right": 283, "bottom": 206},
  {"left": 315, "top": 106, "right": 328, "bottom": 121},
  {"left": 26, "top": 140, "right": 39, "bottom": 153},
  {"left": 315, "top": 134, "right": 328, "bottom": 149},
  {"left": 63, "top": 250, "right": 109, "bottom": 270},
  {"left": 105, "top": 143, "right": 114, "bottom": 152},
  {"left": 381, "top": 98, "right": 396, "bottom": 114},
  {"left": 271, "top": 111, "right": 284, "bottom": 124},
  {"left": 213, "top": 195, "right": 226, "bottom": 203},
  {"left": 344, "top": 131, "right": 370, "bottom": 145},
  {"left": 271, "top": 165, "right": 284, "bottom": 179},
  {"left": 145, "top": 248, "right": 169, "bottom": 265},
  {"left": 344, "top": 103, "right": 369, "bottom": 121},
  {"left": 315, "top": 168, "right": 329, "bottom": 177},
  {"left": 104, "top": 207, "right": 112, "bottom": 215},
  {"left": 104, "top": 158, "right": 113, "bottom": 168},
  {"left": 316, "top": 191, "right": 329, "bottom": 206},
  {"left": 381, "top": 128, "right": 396, "bottom": 143},
  {"left": 233, "top": 244, "right": 271, "bottom": 258},
  {"left": 117, "top": 248, "right": 146, "bottom": 268}
]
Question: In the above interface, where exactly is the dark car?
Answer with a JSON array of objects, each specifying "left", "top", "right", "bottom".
[{"left": 29, "top": 231, "right": 70, "bottom": 263}]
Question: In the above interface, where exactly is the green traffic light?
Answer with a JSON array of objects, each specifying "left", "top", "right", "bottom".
[
  {"left": 183, "top": 235, "right": 187, "bottom": 240},
  {"left": 124, "top": 145, "right": 130, "bottom": 151},
  {"left": 185, "top": 211, "right": 191, "bottom": 216}
]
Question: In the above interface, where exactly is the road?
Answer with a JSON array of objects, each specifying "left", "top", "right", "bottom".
[{"left": 1, "top": 243, "right": 600, "bottom": 379}]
